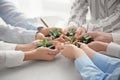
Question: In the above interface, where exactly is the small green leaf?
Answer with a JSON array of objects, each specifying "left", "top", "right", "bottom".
[
  {"left": 81, "top": 34, "right": 94, "bottom": 44},
  {"left": 42, "top": 39, "right": 47, "bottom": 47}
]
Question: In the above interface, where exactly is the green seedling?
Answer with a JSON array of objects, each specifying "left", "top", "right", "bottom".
[
  {"left": 67, "top": 36, "right": 76, "bottom": 44},
  {"left": 81, "top": 34, "right": 94, "bottom": 44},
  {"left": 66, "top": 28, "right": 76, "bottom": 36},
  {"left": 37, "top": 39, "right": 55, "bottom": 49},
  {"left": 45, "top": 28, "right": 61, "bottom": 39}
]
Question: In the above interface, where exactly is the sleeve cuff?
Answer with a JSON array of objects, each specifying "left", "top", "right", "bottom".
[
  {"left": 75, "top": 55, "right": 94, "bottom": 72},
  {"left": 112, "top": 33, "right": 120, "bottom": 44},
  {"left": 5, "top": 51, "right": 24, "bottom": 68},
  {"left": 106, "top": 42, "right": 120, "bottom": 58},
  {"left": 0, "top": 41, "right": 17, "bottom": 50}
]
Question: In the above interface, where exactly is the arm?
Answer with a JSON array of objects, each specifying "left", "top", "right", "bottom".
[
  {"left": 81, "top": 43, "right": 120, "bottom": 72},
  {"left": 0, "top": 24, "right": 36, "bottom": 44},
  {"left": 0, "top": 0, "right": 43, "bottom": 30},
  {"left": 75, "top": 55, "right": 120, "bottom": 80},
  {"left": 75, "top": 56, "right": 108, "bottom": 80},
  {"left": 59, "top": 44, "right": 120, "bottom": 80},
  {"left": 68, "top": 0, "right": 88, "bottom": 27},
  {"left": 0, "top": 41, "right": 59, "bottom": 69},
  {"left": 87, "top": 4, "right": 120, "bottom": 32}
]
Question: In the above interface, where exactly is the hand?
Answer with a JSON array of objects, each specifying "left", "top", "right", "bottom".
[
  {"left": 77, "top": 42, "right": 96, "bottom": 59},
  {"left": 40, "top": 27, "right": 63, "bottom": 36},
  {"left": 36, "top": 32, "right": 52, "bottom": 40},
  {"left": 87, "top": 31, "right": 113, "bottom": 43},
  {"left": 58, "top": 44, "right": 86, "bottom": 59},
  {"left": 88, "top": 41, "right": 108, "bottom": 52},
  {"left": 75, "top": 27, "right": 86, "bottom": 40},
  {"left": 24, "top": 47, "right": 59, "bottom": 61}
]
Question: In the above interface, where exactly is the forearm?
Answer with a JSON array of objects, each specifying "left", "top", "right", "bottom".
[{"left": 15, "top": 44, "right": 35, "bottom": 52}]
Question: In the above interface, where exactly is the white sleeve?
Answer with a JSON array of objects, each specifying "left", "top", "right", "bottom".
[
  {"left": 0, "top": 0, "right": 44, "bottom": 30},
  {"left": 0, "top": 50, "right": 24, "bottom": 69},
  {"left": 0, "top": 41, "right": 16, "bottom": 50},
  {"left": 112, "top": 33, "right": 120, "bottom": 44},
  {"left": 106, "top": 42, "right": 120, "bottom": 58},
  {"left": 0, "top": 24, "right": 36, "bottom": 44},
  {"left": 0, "top": 41, "right": 24, "bottom": 69}
]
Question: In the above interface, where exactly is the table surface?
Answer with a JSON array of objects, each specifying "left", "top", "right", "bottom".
[{"left": 0, "top": 54, "right": 82, "bottom": 80}]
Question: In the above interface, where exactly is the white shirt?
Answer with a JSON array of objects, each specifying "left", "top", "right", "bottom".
[{"left": 69, "top": 0, "right": 120, "bottom": 32}]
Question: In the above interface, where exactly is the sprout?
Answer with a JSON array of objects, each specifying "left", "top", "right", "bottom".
[
  {"left": 81, "top": 34, "right": 94, "bottom": 44},
  {"left": 66, "top": 28, "right": 76, "bottom": 36},
  {"left": 37, "top": 39, "right": 55, "bottom": 49},
  {"left": 45, "top": 28, "right": 61, "bottom": 39}
]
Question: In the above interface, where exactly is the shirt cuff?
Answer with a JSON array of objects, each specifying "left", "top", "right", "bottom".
[
  {"left": 106, "top": 42, "right": 120, "bottom": 58},
  {"left": 75, "top": 55, "right": 94, "bottom": 72},
  {"left": 0, "top": 41, "right": 17, "bottom": 50},
  {"left": 112, "top": 33, "right": 120, "bottom": 44},
  {"left": 92, "top": 53, "right": 110, "bottom": 72},
  {"left": 5, "top": 51, "right": 24, "bottom": 68}
]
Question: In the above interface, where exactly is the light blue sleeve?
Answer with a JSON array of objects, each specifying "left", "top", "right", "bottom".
[
  {"left": 92, "top": 53, "right": 120, "bottom": 73},
  {"left": 75, "top": 56, "right": 108, "bottom": 80},
  {"left": 0, "top": 0, "right": 43, "bottom": 30},
  {"left": 75, "top": 55, "right": 120, "bottom": 80}
]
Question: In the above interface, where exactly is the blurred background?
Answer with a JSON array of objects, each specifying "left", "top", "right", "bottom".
[
  {"left": 0, "top": 0, "right": 90, "bottom": 27},
  {"left": 11, "top": 0, "right": 72, "bottom": 18},
  {"left": 9, "top": 0, "right": 74, "bottom": 27}
]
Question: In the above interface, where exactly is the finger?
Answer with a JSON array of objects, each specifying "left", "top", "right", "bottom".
[
  {"left": 48, "top": 50, "right": 59, "bottom": 55},
  {"left": 45, "top": 37, "right": 52, "bottom": 40},
  {"left": 77, "top": 42, "right": 85, "bottom": 46},
  {"left": 76, "top": 28, "right": 81, "bottom": 36},
  {"left": 51, "top": 41, "right": 60, "bottom": 46},
  {"left": 87, "top": 31, "right": 97, "bottom": 38},
  {"left": 56, "top": 44, "right": 65, "bottom": 51}
]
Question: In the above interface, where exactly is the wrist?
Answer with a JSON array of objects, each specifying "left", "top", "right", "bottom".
[
  {"left": 74, "top": 48, "right": 86, "bottom": 59},
  {"left": 24, "top": 50, "right": 34, "bottom": 61},
  {"left": 101, "top": 42, "right": 108, "bottom": 51},
  {"left": 15, "top": 43, "right": 37, "bottom": 52}
]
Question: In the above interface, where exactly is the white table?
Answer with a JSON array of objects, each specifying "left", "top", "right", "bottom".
[{"left": 0, "top": 54, "right": 82, "bottom": 80}]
